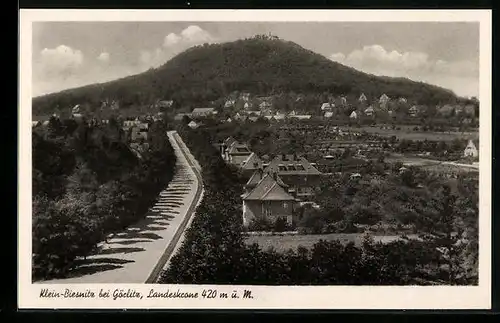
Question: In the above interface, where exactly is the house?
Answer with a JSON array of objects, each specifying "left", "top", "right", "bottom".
[
  {"left": 263, "top": 154, "right": 322, "bottom": 199},
  {"left": 188, "top": 121, "right": 199, "bottom": 129},
  {"left": 244, "top": 102, "right": 252, "bottom": 110},
  {"left": 240, "top": 152, "right": 264, "bottom": 177},
  {"left": 191, "top": 108, "right": 216, "bottom": 118},
  {"left": 259, "top": 101, "right": 273, "bottom": 110},
  {"left": 72, "top": 104, "right": 81, "bottom": 114},
  {"left": 379, "top": 94, "right": 390, "bottom": 105},
  {"left": 241, "top": 92, "right": 251, "bottom": 102},
  {"left": 242, "top": 171, "right": 296, "bottom": 227},
  {"left": 245, "top": 110, "right": 262, "bottom": 116},
  {"left": 156, "top": 100, "right": 174, "bottom": 109},
  {"left": 225, "top": 141, "right": 253, "bottom": 165},
  {"left": 224, "top": 99, "right": 236, "bottom": 108},
  {"left": 364, "top": 106, "right": 374, "bottom": 116},
  {"left": 409, "top": 105, "right": 419, "bottom": 117},
  {"left": 463, "top": 139, "right": 479, "bottom": 158},
  {"left": 131, "top": 123, "right": 149, "bottom": 142},
  {"left": 273, "top": 113, "right": 286, "bottom": 121},
  {"left": 350, "top": 111, "right": 358, "bottom": 119},
  {"left": 398, "top": 97, "right": 407, "bottom": 103},
  {"left": 324, "top": 111, "right": 334, "bottom": 118},
  {"left": 321, "top": 102, "right": 334, "bottom": 111},
  {"left": 358, "top": 93, "right": 367, "bottom": 103},
  {"left": 339, "top": 96, "right": 347, "bottom": 106},
  {"left": 226, "top": 117, "right": 233, "bottom": 123}
]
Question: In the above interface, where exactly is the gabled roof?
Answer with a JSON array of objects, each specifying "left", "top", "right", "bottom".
[
  {"left": 465, "top": 139, "right": 479, "bottom": 150},
  {"left": 365, "top": 106, "right": 374, "bottom": 112},
  {"left": 224, "top": 136, "right": 237, "bottom": 147},
  {"left": 241, "top": 152, "right": 263, "bottom": 170},
  {"left": 350, "top": 111, "right": 358, "bottom": 118},
  {"left": 359, "top": 93, "right": 367, "bottom": 101},
  {"left": 379, "top": 94, "right": 390, "bottom": 102},
  {"left": 243, "top": 173, "right": 294, "bottom": 201}
]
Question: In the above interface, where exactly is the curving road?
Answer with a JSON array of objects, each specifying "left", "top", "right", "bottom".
[{"left": 38, "top": 130, "right": 203, "bottom": 284}]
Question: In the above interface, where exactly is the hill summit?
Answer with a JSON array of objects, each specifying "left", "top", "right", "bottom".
[{"left": 32, "top": 35, "right": 458, "bottom": 116}]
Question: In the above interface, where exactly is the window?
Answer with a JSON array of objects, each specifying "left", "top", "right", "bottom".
[
  {"left": 278, "top": 165, "right": 287, "bottom": 172},
  {"left": 283, "top": 202, "right": 289, "bottom": 209},
  {"left": 295, "top": 164, "right": 305, "bottom": 171}
]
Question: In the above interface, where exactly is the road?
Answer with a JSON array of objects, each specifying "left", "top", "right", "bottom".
[{"left": 37, "top": 130, "right": 203, "bottom": 284}]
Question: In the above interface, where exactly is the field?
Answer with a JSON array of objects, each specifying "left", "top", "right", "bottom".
[
  {"left": 339, "top": 125, "right": 479, "bottom": 141},
  {"left": 245, "top": 233, "right": 419, "bottom": 253}
]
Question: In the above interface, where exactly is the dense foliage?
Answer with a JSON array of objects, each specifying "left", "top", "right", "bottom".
[
  {"left": 159, "top": 127, "right": 477, "bottom": 285},
  {"left": 32, "top": 117, "right": 176, "bottom": 280},
  {"left": 33, "top": 36, "right": 458, "bottom": 116}
]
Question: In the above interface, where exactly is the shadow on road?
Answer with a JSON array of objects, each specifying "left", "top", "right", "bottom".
[
  {"left": 98, "top": 247, "right": 146, "bottom": 255},
  {"left": 66, "top": 264, "right": 125, "bottom": 278}
]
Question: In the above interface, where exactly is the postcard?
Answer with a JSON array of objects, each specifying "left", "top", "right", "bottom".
[{"left": 19, "top": 9, "right": 492, "bottom": 309}]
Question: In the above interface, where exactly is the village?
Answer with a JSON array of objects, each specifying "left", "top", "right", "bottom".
[{"left": 35, "top": 89, "right": 480, "bottom": 235}]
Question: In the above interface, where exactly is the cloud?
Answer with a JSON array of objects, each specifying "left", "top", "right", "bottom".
[
  {"left": 140, "top": 25, "right": 215, "bottom": 69},
  {"left": 330, "top": 44, "right": 479, "bottom": 96},
  {"left": 38, "top": 45, "right": 84, "bottom": 79},
  {"left": 330, "top": 44, "right": 478, "bottom": 78},
  {"left": 97, "top": 52, "right": 110, "bottom": 63}
]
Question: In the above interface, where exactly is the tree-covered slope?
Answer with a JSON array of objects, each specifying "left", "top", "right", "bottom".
[{"left": 33, "top": 36, "right": 458, "bottom": 116}]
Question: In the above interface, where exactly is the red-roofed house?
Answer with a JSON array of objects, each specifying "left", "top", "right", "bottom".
[{"left": 242, "top": 171, "right": 296, "bottom": 226}]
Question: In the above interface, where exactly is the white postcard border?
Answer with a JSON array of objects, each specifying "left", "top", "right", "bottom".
[{"left": 19, "top": 9, "right": 492, "bottom": 309}]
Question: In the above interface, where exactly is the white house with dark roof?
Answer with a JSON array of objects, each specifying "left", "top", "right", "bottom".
[
  {"left": 242, "top": 171, "right": 296, "bottom": 227},
  {"left": 463, "top": 139, "right": 479, "bottom": 158},
  {"left": 364, "top": 106, "right": 374, "bottom": 116},
  {"left": 321, "top": 102, "right": 334, "bottom": 111},
  {"left": 409, "top": 105, "right": 419, "bottom": 117}
]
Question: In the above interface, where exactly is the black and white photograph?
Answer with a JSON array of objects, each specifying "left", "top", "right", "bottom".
[{"left": 19, "top": 9, "right": 492, "bottom": 309}]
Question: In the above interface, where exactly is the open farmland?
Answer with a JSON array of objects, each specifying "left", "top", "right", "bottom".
[
  {"left": 245, "top": 233, "right": 419, "bottom": 253},
  {"left": 339, "top": 126, "right": 479, "bottom": 141}
]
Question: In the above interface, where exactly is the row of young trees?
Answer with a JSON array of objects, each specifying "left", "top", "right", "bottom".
[
  {"left": 32, "top": 117, "right": 177, "bottom": 280},
  {"left": 159, "top": 125, "right": 478, "bottom": 285}
]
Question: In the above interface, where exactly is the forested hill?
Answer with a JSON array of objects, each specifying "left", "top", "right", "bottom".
[{"left": 33, "top": 35, "right": 458, "bottom": 116}]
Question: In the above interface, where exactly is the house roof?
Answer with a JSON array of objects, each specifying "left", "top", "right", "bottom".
[
  {"left": 228, "top": 143, "right": 251, "bottom": 155},
  {"left": 192, "top": 108, "right": 215, "bottom": 114},
  {"left": 465, "top": 139, "right": 479, "bottom": 150},
  {"left": 224, "top": 136, "right": 237, "bottom": 147},
  {"left": 243, "top": 173, "right": 295, "bottom": 201},
  {"left": 241, "top": 152, "right": 263, "bottom": 170},
  {"left": 321, "top": 102, "right": 333, "bottom": 110},
  {"left": 379, "top": 94, "right": 390, "bottom": 102},
  {"left": 350, "top": 111, "right": 358, "bottom": 118},
  {"left": 264, "top": 154, "right": 321, "bottom": 175},
  {"left": 324, "top": 111, "right": 334, "bottom": 118},
  {"left": 359, "top": 93, "right": 367, "bottom": 101},
  {"left": 365, "top": 106, "right": 374, "bottom": 112}
]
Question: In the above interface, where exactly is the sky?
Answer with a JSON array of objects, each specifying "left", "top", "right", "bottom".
[{"left": 32, "top": 21, "right": 480, "bottom": 98}]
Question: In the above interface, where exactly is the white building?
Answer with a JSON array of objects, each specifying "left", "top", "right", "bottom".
[{"left": 463, "top": 139, "right": 479, "bottom": 158}]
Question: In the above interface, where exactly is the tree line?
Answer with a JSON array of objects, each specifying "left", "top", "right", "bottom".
[{"left": 32, "top": 117, "right": 176, "bottom": 280}]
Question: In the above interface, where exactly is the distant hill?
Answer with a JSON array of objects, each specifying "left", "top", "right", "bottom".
[{"left": 32, "top": 35, "right": 459, "bottom": 116}]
